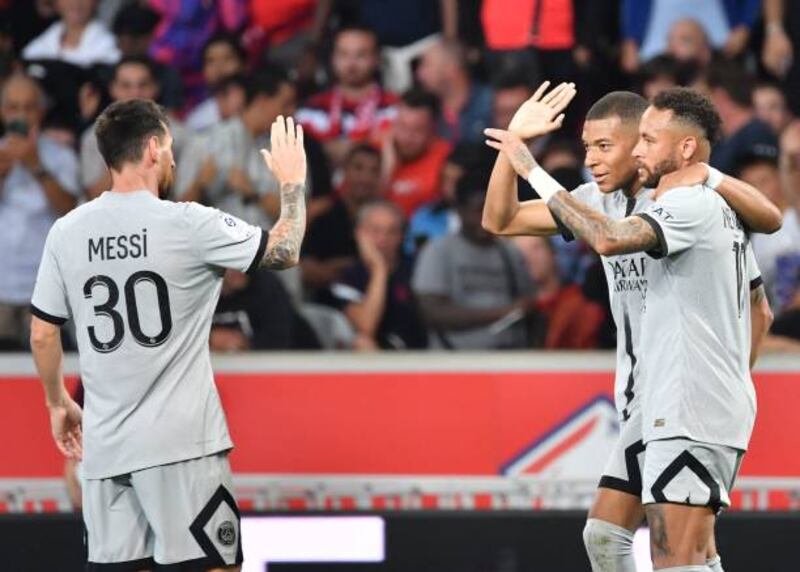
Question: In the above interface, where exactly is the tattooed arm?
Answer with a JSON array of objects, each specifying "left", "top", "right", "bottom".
[
  {"left": 259, "top": 116, "right": 308, "bottom": 269},
  {"left": 485, "top": 128, "right": 658, "bottom": 256},
  {"left": 261, "top": 182, "right": 306, "bottom": 269},
  {"left": 750, "top": 283, "right": 773, "bottom": 368}
]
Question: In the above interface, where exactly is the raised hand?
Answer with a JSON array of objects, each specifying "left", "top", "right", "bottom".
[
  {"left": 507, "top": 81, "right": 577, "bottom": 140},
  {"left": 484, "top": 128, "right": 538, "bottom": 179},
  {"left": 261, "top": 115, "right": 307, "bottom": 186}
]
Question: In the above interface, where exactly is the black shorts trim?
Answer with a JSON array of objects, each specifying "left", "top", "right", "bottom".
[
  {"left": 155, "top": 554, "right": 243, "bottom": 571},
  {"left": 635, "top": 213, "right": 668, "bottom": 259},
  {"left": 598, "top": 439, "right": 645, "bottom": 497},
  {"left": 599, "top": 476, "right": 641, "bottom": 496},
  {"left": 750, "top": 275, "right": 764, "bottom": 290},
  {"left": 87, "top": 557, "right": 156, "bottom": 571},
  {"left": 246, "top": 229, "right": 269, "bottom": 275},
  {"left": 649, "top": 450, "right": 723, "bottom": 513},
  {"left": 188, "top": 485, "right": 243, "bottom": 567},
  {"left": 30, "top": 304, "right": 68, "bottom": 326}
]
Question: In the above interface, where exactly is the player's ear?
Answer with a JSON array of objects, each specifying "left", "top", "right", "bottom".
[
  {"left": 680, "top": 136, "right": 698, "bottom": 160},
  {"left": 146, "top": 135, "right": 160, "bottom": 164}
]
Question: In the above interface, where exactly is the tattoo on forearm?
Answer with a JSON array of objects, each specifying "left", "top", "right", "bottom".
[
  {"left": 261, "top": 182, "right": 306, "bottom": 269},
  {"left": 512, "top": 143, "right": 537, "bottom": 175},
  {"left": 547, "top": 191, "right": 659, "bottom": 255}
]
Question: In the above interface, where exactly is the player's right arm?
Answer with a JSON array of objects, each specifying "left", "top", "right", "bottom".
[
  {"left": 258, "top": 116, "right": 308, "bottom": 270},
  {"left": 29, "top": 223, "right": 83, "bottom": 460},
  {"left": 481, "top": 81, "right": 576, "bottom": 236}
]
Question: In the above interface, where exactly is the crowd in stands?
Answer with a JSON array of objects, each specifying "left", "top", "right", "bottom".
[{"left": 1, "top": 0, "right": 799, "bottom": 353}]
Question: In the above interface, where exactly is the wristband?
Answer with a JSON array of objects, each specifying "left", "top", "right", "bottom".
[
  {"left": 705, "top": 165, "right": 724, "bottom": 190},
  {"left": 526, "top": 166, "right": 565, "bottom": 204}
]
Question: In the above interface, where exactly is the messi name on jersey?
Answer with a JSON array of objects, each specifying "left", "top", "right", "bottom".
[
  {"left": 607, "top": 255, "right": 647, "bottom": 293},
  {"left": 88, "top": 229, "right": 149, "bottom": 262}
]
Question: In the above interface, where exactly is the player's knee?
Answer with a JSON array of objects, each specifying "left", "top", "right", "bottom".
[{"left": 583, "top": 518, "right": 636, "bottom": 572}]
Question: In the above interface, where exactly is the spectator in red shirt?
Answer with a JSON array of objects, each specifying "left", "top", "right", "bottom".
[
  {"left": 296, "top": 26, "right": 398, "bottom": 166},
  {"left": 383, "top": 89, "right": 451, "bottom": 218},
  {"left": 514, "top": 235, "right": 605, "bottom": 349}
]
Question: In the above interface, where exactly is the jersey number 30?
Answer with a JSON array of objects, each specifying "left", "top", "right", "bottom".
[{"left": 83, "top": 271, "right": 172, "bottom": 353}]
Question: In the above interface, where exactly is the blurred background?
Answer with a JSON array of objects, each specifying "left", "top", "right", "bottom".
[{"left": 0, "top": 0, "right": 799, "bottom": 570}]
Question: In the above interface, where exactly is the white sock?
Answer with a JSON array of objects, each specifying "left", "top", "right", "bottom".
[
  {"left": 582, "top": 518, "right": 637, "bottom": 572},
  {"left": 706, "top": 555, "right": 724, "bottom": 572}
]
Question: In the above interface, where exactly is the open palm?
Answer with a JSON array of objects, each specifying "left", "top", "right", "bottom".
[{"left": 508, "top": 81, "right": 577, "bottom": 140}]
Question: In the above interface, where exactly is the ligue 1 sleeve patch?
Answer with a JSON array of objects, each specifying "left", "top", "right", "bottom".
[{"left": 216, "top": 213, "right": 256, "bottom": 241}]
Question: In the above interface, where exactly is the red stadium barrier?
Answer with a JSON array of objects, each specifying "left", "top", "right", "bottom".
[{"left": 2, "top": 353, "right": 799, "bottom": 512}]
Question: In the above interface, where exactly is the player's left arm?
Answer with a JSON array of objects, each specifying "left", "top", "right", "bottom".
[
  {"left": 656, "top": 163, "right": 783, "bottom": 234},
  {"left": 485, "top": 128, "right": 659, "bottom": 256},
  {"left": 750, "top": 283, "right": 773, "bottom": 369},
  {"left": 259, "top": 116, "right": 308, "bottom": 270}
]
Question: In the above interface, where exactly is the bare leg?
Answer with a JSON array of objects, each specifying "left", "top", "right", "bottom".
[{"left": 646, "top": 503, "right": 715, "bottom": 569}]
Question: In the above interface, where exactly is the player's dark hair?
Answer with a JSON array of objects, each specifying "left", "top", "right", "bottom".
[
  {"left": 400, "top": 87, "right": 440, "bottom": 119},
  {"left": 202, "top": 32, "right": 246, "bottom": 65},
  {"left": 333, "top": 25, "right": 380, "bottom": 51},
  {"left": 585, "top": 91, "right": 648, "bottom": 125},
  {"left": 95, "top": 99, "right": 169, "bottom": 171},
  {"left": 651, "top": 87, "right": 722, "bottom": 144},
  {"left": 244, "top": 65, "right": 290, "bottom": 104},
  {"left": 704, "top": 59, "right": 753, "bottom": 108},
  {"left": 112, "top": 55, "right": 157, "bottom": 83},
  {"left": 345, "top": 143, "right": 380, "bottom": 165}
]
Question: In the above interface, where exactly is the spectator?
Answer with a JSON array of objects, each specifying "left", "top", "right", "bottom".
[
  {"left": 0, "top": 74, "right": 79, "bottom": 350},
  {"left": 112, "top": 2, "right": 184, "bottom": 111},
  {"left": 22, "top": 0, "right": 120, "bottom": 67},
  {"left": 317, "top": 0, "right": 458, "bottom": 93},
  {"left": 753, "top": 80, "right": 794, "bottom": 136},
  {"left": 513, "top": 235, "right": 604, "bottom": 348},
  {"left": 147, "top": 0, "right": 247, "bottom": 108},
  {"left": 176, "top": 67, "right": 296, "bottom": 228},
  {"left": 666, "top": 18, "right": 713, "bottom": 69},
  {"left": 211, "top": 269, "right": 320, "bottom": 351},
  {"left": 638, "top": 54, "right": 683, "bottom": 100},
  {"left": 621, "top": 0, "right": 760, "bottom": 73},
  {"left": 761, "top": 0, "right": 794, "bottom": 82},
  {"left": 297, "top": 26, "right": 398, "bottom": 166},
  {"left": 302, "top": 144, "right": 382, "bottom": 296},
  {"left": 480, "top": 0, "right": 596, "bottom": 86},
  {"left": 705, "top": 60, "right": 779, "bottom": 174},
  {"left": 412, "top": 176, "right": 534, "bottom": 350},
  {"left": 331, "top": 201, "right": 428, "bottom": 350},
  {"left": 736, "top": 152, "right": 800, "bottom": 309},
  {"left": 405, "top": 143, "right": 491, "bottom": 255},
  {"left": 80, "top": 56, "right": 188, "bottom": 200},
  {"left": 416, "top": 39, "right": 493, "bottom": 145},
  {"left": 244, "top": 0, "right": 317, "bottom": 70},
  {"left": 383, "top": 89, "right": 451, "bottom": 218},
  {"left": 185, "top": 33, "right": 247, "bottom": 132}
]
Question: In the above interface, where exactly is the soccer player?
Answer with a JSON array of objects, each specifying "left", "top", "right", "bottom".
[
  {"left": 29, "top": 100, "right": 307, "bottom": 571},
  {"left": 487, "top": 87, "right": 775, "bottom": 571},
  {"left": 482, "top": 83, "right": 779, "bottom": 572}
]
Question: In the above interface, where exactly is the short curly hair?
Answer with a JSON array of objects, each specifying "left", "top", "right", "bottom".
[{"left": 651, "top": 87, "right": 722, "bottom": 144}]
